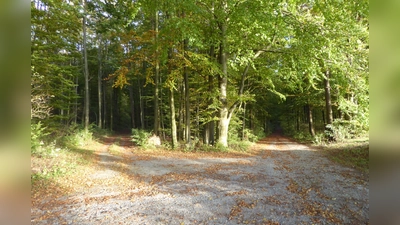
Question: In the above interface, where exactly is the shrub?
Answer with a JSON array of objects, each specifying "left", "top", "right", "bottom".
[
  {"left": 312, "top": 133, "right": 325, "bottom": 145},
  {"left": 293, "top": 132, "right": 314, "bottom": 143},
  {"left": 31, "top": 121, "right": 50, "bottom": 156},
  {"left": 131, "top": 129, "right": 152, "bottom": 147},
  {"left": 61, "top": 125, "right": 93, "bottom": 147}
]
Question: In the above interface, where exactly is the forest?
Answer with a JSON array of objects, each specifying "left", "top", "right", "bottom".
[
  {"left": 31, "top": 0, "right": 369, "bottom": 150},
  {"left": 30, "top": 0, "right": 370, "bottom": 223}
]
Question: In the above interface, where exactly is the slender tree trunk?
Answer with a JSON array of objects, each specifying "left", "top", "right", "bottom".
[
  {"left": 110, "top": 85, "right": 114, "bottom": 131},
  {"left": 178, "top": 82, "right": 184, "bottom": 141},
  {"left": 129, "top": 85, "right": 135, "bottom": 129},
  {"left": 153, "top": 9, "right": 160, "bottom": 135},
  {"left": 97, "top": 36, "right": 102, "bottom": 128},
  {"left": 204, "top": 45, "right": 215, "bottom": 145},
  {"left": 103, "top": 81, "right": 107, "bottom": 129},
  {"left": 102, "top": 41, "right": 108, "bottom": 129},
  {"left": 82, "top": 0, "right": 90, "bottom": 131},
  {"left": 160, "top": 75, "right": 165, "bottom": 140},
  {"left": 324, "top": 71, "right": 333, "bottom": 125},
  {"left": 241, "top": 102, "right": 246, "bottom": 140},
  {"left": 183, "top": 38, "right": 191, "bottom": 146},
  {"left": 170, "top": 88, "right": 178, "bottom": 148},
  {"left": 74, "top": 75, "right": 78, "bottom": 124},
  {"left": 324, "top": 70, "right": 335, "bottom": 141},
  {"left": 167, "top": 39, "right": 177, "bottom": 146},
  {"left": 139, "top": 62, "right": 145, "bottom": 129},
  {"left": 307, "top": 104, "right": 315, "bottom": 136}
]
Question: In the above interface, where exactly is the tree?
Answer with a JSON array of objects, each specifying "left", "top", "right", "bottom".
[{"left": 82, "top": 0, "right": 90, "bottom": 131}]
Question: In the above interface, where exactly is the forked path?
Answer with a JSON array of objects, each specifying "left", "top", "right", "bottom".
[{"left": 31, "top": 134, "right": 369, "bottom": 224}]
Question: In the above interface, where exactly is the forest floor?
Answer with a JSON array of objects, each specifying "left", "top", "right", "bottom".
[{"left": 31, "top": 134, "right": 369, "bottom": 225}]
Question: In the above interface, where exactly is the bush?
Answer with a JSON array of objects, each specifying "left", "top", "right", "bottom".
[
  {"left": 131, "top": 129, "right": 152, "bottom": 147},
  {"left": 312, "top": 133, "right": 325, "bottom": 145},
  {"left": 31, "top": 122, "right": 48, "bottom": 154},
  {"left": 293, "top": 132, "right": 314, "bottom": 143},
  {"left": 61, "top": 125, "right": 93, "bottom": 147}
]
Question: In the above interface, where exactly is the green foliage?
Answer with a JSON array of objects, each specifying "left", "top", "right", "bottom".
[
  {"left": 326, "top": 119, "right": 366, "bottom": 142},
  {"left": 312, "top": 133, "right": 325, "bottom": 145},
  {"left": 228, "top": 140, "right": 253, "bottom": 152},
  {"left": 31, "top": 122, "right": 64, "bottom": 158},
  {"left": 31, "top": 121, "right": 49, "bottom": 155},
  {"left": 214, "top": 142, "right": 229, "bottom": 153},
  {"left": 131, "top": 129, "right": 152, "bottom": 147},
  {"left": 61, "top": 124, "right": 93, "bottom": 147},
  {"left": 292, "top": 132, "right": 314, "bottom": 144},
  {"left": 31, "top": 162, "right": 73, "bottom": 183}
]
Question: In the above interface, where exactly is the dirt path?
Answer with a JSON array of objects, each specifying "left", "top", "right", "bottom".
[{"left": 31, "top": 134, "right": 369, "bottom": 224}]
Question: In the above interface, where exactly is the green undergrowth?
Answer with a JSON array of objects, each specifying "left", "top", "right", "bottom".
[
  {"left": 31, "top": 123, "right": 107, "bottom": 186},
  {"left": 131, "top": 128, "right": 261, "bottom": 153}
]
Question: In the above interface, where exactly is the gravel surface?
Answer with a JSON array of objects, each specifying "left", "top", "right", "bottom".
[{"left": 31, "top": 135, "right": 369, "bottom": 224}]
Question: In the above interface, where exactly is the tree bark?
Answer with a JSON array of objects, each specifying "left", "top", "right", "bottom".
[
  {"left": 324, "top": 70, "right": 335, "bottom": 141},
  {"left": 241, "top": 102, "right": 246, "bottom": 140},
  {"left": 204, "top": 45, "right": 215, "bottom": 145},
  {"left": 129, "top": 84, "right": 135, "bottom": 129},
  {"left": 82, "top": 0, "right": 90, "bottom": 131},
  {"left": 168, "top": 42, "right": 178, "bottom": 147},
  {"left": 217, "top": 18, "right": 229, "bottom": 147},
  {"left": 153, "top": 9, "right": 160, "bottom": 135},
  {"left": 170, "top": 88, "right": 179, "bottom": 148},
  {"left": 139, "top": 62, "right": 145, "bottom": 129},
  {"left": 183, "top": 38, "right": 191, "bottom": 146},
  {"left": 324, "top": 71, "right": 333, "bottom": 125},
  {"left": 178, "top": 82, "right": 184, "bottom": 141},
  {"left": 307, "top": 104, "right": 315, "bottom": 136},
  {"left": 97, "top": 36, "right": 102, "bottom": 128},
  {"left": 110, "top": 84, "right": 114, "bottom": 131}
]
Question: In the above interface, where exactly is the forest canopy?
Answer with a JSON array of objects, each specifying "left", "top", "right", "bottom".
[{"left": 31, "top": 0, "right": 369, "bottom": 148}]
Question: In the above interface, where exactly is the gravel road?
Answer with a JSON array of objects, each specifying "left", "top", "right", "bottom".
[{"left": 31, "top": 134, "right": 369, "bottom": 224}]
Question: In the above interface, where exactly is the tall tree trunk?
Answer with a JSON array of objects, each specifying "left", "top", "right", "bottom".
[
  {"left": 139, "top": 62, "right": 145, "bottom": 129},
  {"left": 74, "top": 75, "right": 78, "bottom": 124},
  {"left": 178, "top": 82, "right": 184, "bottom": 141},
  {"left": 307, "top": 104, "right": 315, "bottom": 136},
  {"left": 241, "top": 102, "right": 246, "bottom": 140},
  {"left": 324, "top": 70, "right": 335, "bottom": 141},
  {"left": 204, "top": 45, "right": 215, "bottom": 145},
  {"left": 217, "top": 18, "right": 229, "bottom": 147},
  {"left": 170, "top": 88, "right": 178, "bottom": 148},
  {"left": 324, "top": 71, "right": 333, "bottom": 125},
  {"left": 160, "top": 75, "right": 165, "bottom": 140},
  {"left": 183, "top": 38, "right": 191, "bottom": 146},
  {"left": 129, "top": 84, "right": 135, "bottom": 129},
  {"left": 82, "top": 0, "right": 90, "bottom": 131},
  {"left": 103, "top": 81, "right": 107, "bottom": 129},
  {"left": 110, "top": 85, "right": 114, "bottom": 131},
  {"left": 153, "top": 9, "right": 160, "bottom": 135},
  {"left": 97, "top": 36, "right": 102, "bottom": 128},
  {"left": 167, "top": 40, "right": 178, "bottom": 146}
]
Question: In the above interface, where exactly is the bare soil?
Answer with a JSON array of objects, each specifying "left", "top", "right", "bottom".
[{"left": 31, "top": 134, "right": 369, "bottom": 224}]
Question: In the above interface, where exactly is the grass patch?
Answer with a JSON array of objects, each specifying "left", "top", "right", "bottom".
[{"left": 322, "top": 138, "right": 369, "bottom": 173}]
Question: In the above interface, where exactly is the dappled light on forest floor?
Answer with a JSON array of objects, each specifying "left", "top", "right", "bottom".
[{"left": 32, "top": 134, "right": 368, "bottom": 224}]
